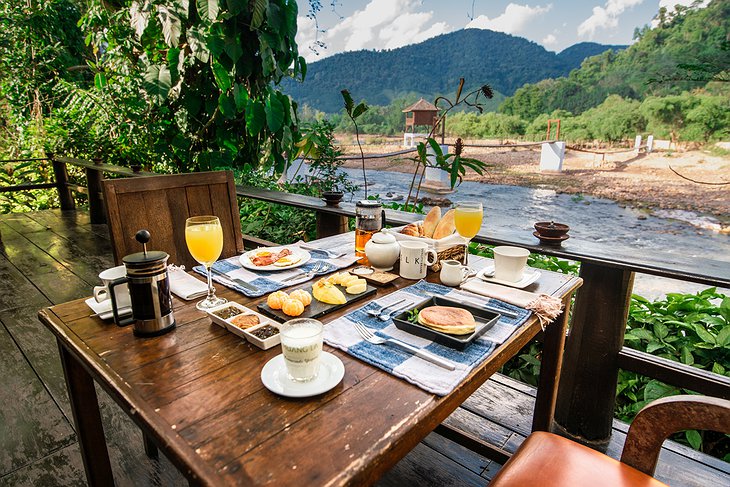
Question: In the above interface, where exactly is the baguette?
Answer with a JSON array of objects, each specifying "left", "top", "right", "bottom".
[
  {"left": 422, "top": 206, "right": 441, "bottom": 238},
  {"left": 432, "top": 209, "right": 456, "bottom": 239}
]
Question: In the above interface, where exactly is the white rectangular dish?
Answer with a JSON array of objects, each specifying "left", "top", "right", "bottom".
[
  {"left": 205, "top": 301, "right": 251, "bottom": 328},
  {"left": 240, "top": 321, "right": 281, "bottom": 350}
]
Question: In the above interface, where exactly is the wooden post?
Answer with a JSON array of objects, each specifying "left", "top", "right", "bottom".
[
  {"left": 552, "top": 262, "right": 634, "bottom": 451},
  {"left": 316, "top": 211, "right": 348, "bottom": 238},
  {"left": 51, "top": 156, "right": 75, "bottom": 211},
  {"left": 86, "top": 167, "right": 106, "bottom": 224}
]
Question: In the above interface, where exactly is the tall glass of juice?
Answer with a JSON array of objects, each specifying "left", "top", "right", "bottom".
[
  {"left": 185, "top": 216, "right": 226, "bottom": 310},
  {"left": 454, "top": 201, "right": 483, "bottom": 265}
]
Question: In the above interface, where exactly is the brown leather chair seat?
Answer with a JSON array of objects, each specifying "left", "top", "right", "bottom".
[{"left": 490, "top": 432, "right": 668, "bottom": 487}]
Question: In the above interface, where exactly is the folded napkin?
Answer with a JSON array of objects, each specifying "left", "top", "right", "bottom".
[
  {"left": 193, "top": 237, "right": 358, "bottom": 297},
  {"left": 323, "top": 280, "right": 532, "bottom": 396},
  {"left": 84, "top": 297, "right": 131, "bottom": 321},
  {"left": 461, "top": 278, "right": 563, "bottom": 329},
  {"left": 168, "top": 265, "right": 208, "bottom": 300}
]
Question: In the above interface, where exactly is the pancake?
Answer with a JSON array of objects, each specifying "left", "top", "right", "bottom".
[{"left": 417, "top": 306, "right": 476, "bottom": 335}]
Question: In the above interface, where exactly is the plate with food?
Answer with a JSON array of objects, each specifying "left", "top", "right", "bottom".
[
  {"left": 392, "top": 296, "right": 500, "bottom": 350},
  {"left": 258, "top": 272, "right": 376, "bottom": 322},
  {"left": 240, "top": 246, "right": 310, "bottom": 271}
]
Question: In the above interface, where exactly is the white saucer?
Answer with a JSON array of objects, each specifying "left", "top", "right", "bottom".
[
  {"left": 260, "top": 351, "right": 345, "bottom": 398},
  {"left": 85, "top": 297, "right": 132, "bottom": 320},
  {"left": 477, "top": 265, "right": 541, "bottom": 289}
]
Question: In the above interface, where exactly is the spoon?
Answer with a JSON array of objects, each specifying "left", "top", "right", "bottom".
[{"left": 366, "top": 298, "right": 406, "bottom": 317}]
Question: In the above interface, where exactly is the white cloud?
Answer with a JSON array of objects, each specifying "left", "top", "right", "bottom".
[
  {"left": 578, "top": 0, "right": 644, "bottom": 39},
  {"left": 296, "top": 0, "right": 451, "bottom": 62},
  {"left": 542, "top": 34, "right": 558, "bottom": 46},
  {"left": 465, "top": 3, "right": 552, "bottom": 34}
]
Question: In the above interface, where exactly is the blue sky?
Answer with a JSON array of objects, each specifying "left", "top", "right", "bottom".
[{"left": 295, "top": 0, "right": 706, "bottom": 62}]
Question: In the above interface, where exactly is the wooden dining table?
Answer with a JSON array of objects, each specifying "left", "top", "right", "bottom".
[{"left": 38, "top": 236, "right": 582, "bottom": 486}]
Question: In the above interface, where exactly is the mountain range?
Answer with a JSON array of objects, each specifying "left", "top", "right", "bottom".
[{"left": 282, "top": 29, "right": 626, "bottom": 113}]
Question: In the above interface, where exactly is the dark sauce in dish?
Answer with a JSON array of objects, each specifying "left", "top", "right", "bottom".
[
  {"left": 250, "top": 325, "right": 279, "bottom": 340},
  {"left": 212, "top": 306, "right": 243, "bottom": 319}
]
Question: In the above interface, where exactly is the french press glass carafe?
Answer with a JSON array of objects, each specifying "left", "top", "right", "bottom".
[
  {"left": 108, "top": 230, "right": 176, "bottom": 337},
  {"left": 355, "top": 200, "right": 385, "bottom": 258}
]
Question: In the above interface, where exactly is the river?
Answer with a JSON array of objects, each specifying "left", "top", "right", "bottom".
[{"left": 289, "top": 164, "right": 730, "bottom": 299}]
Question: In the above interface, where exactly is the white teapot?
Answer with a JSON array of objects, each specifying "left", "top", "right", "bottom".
[{"left": 364, "top": 232, "right": 400, "bottom": 271}]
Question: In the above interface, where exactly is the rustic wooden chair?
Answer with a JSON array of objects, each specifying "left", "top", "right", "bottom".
[
  {"left": 103, "top": 171, "right": 244, "bottom": 269},
  {"left": 489, "top": 395, "right": 730, "bottom": 486}
]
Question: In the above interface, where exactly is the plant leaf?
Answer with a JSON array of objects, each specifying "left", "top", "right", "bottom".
[
  {"left": 246, "top": 100, "right": 266, "bottom": 136},
  {"left": 94, "top": 72, "right": 107, "bottom": 89},
  {"left": 157, "top": 5, "right": 181, "bottom": 47},
  {"left": 212, "top": 62, "right": 231, "bottom": 91},
  {"left": 341, "top": 90, "right": 354, "bottom": 115},
  {"left": 143, "top": 64, "right": 172, "bottom": 103},
  {"left": 352, "top": 102, "right": 368, "bottom": 119},
  {"left": 196, "top": 0, "right": 219, "bottom": 21},
  {"left": 265, "top": 94, "right": 284, "bottom": 132},
  {"left": 685, "top": 430, "right": 702, "bottom": 450},
  {"left": 250, "top": 0, "right": 268, "bottom": 29}
]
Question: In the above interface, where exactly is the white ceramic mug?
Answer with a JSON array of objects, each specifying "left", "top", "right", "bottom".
[
  {"left": 493, "top": 246, "right": 530, "bottom": 282},
  {"left": 399, "top": 241, "right": 438, "bottom": 280},
  {"left": 439, "top": 259, "right": 473, "bottom": 287},
  {"left": 93, "top": 265, "right": 131, "bottom": 308}
]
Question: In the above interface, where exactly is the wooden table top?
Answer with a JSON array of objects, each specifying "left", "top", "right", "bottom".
[{"left": 39, "top": 254, "right": 581, "bottom": 486}]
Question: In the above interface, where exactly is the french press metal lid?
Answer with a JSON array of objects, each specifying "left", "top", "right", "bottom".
[
  {"left": 356, "top": 200, "right": 385, "bottom": 232},
  {"left": 108, "top": 230, "right": 176, "bottom": 337}
]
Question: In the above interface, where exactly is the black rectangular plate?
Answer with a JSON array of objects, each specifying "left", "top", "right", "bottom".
[
  {"left": 392, "top": 296, "right": 500, "bottom": 351},
  {"left": 258, "top": 283, "right": 377, "bottom": 322}
]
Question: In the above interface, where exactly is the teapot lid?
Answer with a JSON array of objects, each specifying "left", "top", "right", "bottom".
[
  {"left": 122, "top": 230, "right": 169, "bottom": 266},
  {"left": 371, "top": 232, "right": 396, "bottom": 244}
]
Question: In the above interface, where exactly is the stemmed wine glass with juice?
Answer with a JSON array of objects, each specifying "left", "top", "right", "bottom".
[
  {"left": 185, "top": 216, "right": 226, "bottom": 310},
  {"left": 454, "top": 202, "right": 483, "bottom": 265}
]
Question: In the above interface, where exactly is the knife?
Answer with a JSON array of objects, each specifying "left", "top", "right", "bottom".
[{"left": 209, "top": 268, "right": 259, "bottom": 293}]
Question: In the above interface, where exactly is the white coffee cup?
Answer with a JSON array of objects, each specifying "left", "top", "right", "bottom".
[
  {"left": 399, "top": 241, "right": 438, "bottom": 280},
  {"left": 493, "top": 246, "right": 530, "bottom": 282},
  {"left": 93, "top": 266, "right": 131, "bottom": 307},
  {"left": 439, "top": 260, "right": 473, "bottom": 287}
]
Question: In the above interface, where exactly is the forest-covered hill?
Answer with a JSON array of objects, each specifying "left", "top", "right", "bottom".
[
  {"left": 282, "top": 29, "right": 625, "bottom": 113},
  {"left": 500, "top": 0, "right": 730, "bottom": 120}
]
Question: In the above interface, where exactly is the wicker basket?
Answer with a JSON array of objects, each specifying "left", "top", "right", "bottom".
[{"left": 430, "top": 245, "right": 467, "bottom": 272}]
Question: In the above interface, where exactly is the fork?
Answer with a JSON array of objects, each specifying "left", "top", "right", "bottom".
[
  {"left": 378, "top": 300, "right": 415, "bottom": 321},
  {"left": 366, "top": 298, "right": 407, "bottom": 318},
  {"left": 282, "top": 261, "right": 328, "bottom": 282},
  {"left": 353, "top": 322, "right": 456, "bottom": 371},
  {"left": 298, "top": 243, "right": 347, "bottom": 259}
]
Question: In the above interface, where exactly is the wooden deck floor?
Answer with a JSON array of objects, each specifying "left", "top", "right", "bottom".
[{"left": 0, "top": 209, "right": 727, "bottom": 487}]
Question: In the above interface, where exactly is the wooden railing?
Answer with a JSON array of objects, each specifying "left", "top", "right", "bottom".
[{"left": 3, "top": 155, "right": 730, "bottom": 450}]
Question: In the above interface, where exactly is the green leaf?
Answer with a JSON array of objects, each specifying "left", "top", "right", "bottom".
[
  {"left": 212, "top": 62, "right": 231, "bottom": 91},
  {"left": 643, "top": 380, "right": 676, "bottom": 402},
  {"left": 693, "top": 323, "right": 716, "bottom": 345},
  {"left": 712, "top": 362, "right": 726, "bottom": 375},
  {"left": 246, "top": 101, "right": 266, "bottom": 136},
  {"left": 629, "top": 329, "right": 655, "bottom": 341},
  {"left": 94, "top": 72, "right": 107, "bottom": 89},
  {"left": 250, "top": 0, "right": 268, "bottom": 29},
  {"left": 680, "top": 346, "right": 694, "bottom": 365},
  {"left": 130, "top": 1, "right": 150, "bottom": 38},
  {"left": 352, "top": 102, "right": 368, "bottom": 119},
  {"left": 265, "top": 94, "right": 285, "bottom": 132},
  {"left": 298, "top": 56, "right": 307, "bottom": 80},
  {"left": 719, "top": 297, "right": 730, "bottom": 324},
  {"left": 233, "top": 83, "right": 249, "bottom": 111},
  {"left": 143, "top": 64, "right": 172, "bottom": 103},
  {"left": 341, "top": 90, "right": 354, "bottom": 115},
  {"left": 646, "top": 341, "right": 664, "bottom": 354},
  {"left": 157, "top": 5, "right": 181, "bottom": 47},
  {"left": 716, "top": 326, "right": 730, "bottom": 347},
  {"left": 653, "top": 322, "right": 669, "bottom": 340},
  {"left": 685, "top": 430, "right": 702, "bottom": 450},
  {"left": 197, "top": 0, "right": 219, "bottom": 21},
  {"left": 218, "top": 93, "right": 235, "bottom": 119}
]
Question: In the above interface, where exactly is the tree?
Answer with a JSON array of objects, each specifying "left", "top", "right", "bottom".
[{"left": 53, "top": 0, "right": 307, "bottom": 172}]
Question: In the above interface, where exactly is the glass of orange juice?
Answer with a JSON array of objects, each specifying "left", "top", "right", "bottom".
[
  {"left": 454, "top": 201, "right": 483, "bottom": 265},
  {"left": 185, "top": 216, "right": 226, "bottom": 310}
]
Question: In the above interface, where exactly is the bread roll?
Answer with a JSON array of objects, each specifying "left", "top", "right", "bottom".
[
  {"left": 417, "top": 306, "right": 476, "bottom": 335},
  {"left": 400, "top": 223, "right": 420, "bottom": 237},
  {"left": 422, "top": 206, "right": 442, "bottom": 238},
  {"left": 432, "top": 209, "right": 456, "bottom": 239}
]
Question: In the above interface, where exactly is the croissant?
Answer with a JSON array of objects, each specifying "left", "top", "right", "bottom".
[{"left": 400, "top": 223, "right": 421, "bottom": 237}]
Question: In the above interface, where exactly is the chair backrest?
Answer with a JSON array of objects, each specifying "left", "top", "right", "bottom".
[{"left": 103, "top": 171, "right": 244, "bottom": 269}]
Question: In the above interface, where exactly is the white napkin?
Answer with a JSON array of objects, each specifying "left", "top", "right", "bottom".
[
  {"left": 169, "top": 265, "right": 208, "bottom": 300},
  {"left": 461, "top": 278, "right": 564, "bottom": 329},
  {"left": 84, "top": 297, "right": 132, "bottom": 320}
]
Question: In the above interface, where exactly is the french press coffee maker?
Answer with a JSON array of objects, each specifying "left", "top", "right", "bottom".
[
  {"left": 108, "top": 230, "right": 176, "bottom": 337},
  {"left": 355, "top": 200, "right": 385, "bottom": 258}
]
